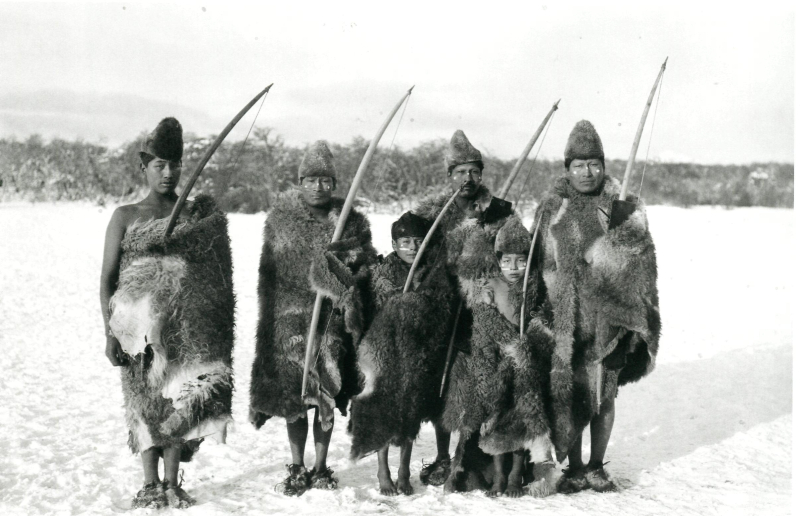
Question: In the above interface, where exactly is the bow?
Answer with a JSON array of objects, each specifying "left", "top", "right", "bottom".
[
  {"left": 609, "top": 58, "right": 667, "bottom": 229},
  {"left": 164, "top": 84, "right": 273, "bottom": 237},
  {"left": 301, "top": 86, "right": 415, "bottom": 399},
  {"left": 497, "top": 99, "right": 561, "bottom": 200}
]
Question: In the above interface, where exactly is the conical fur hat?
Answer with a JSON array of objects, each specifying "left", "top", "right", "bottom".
[
  {"left": 494, "top": 216, "right": 531, "bottom": 255},
  {"left": 140, "top": 117, "right": 183, "bottom": 161},
  {"left": 445, "top": 130, "right": 483, "bottom": 172},
  {"left": 564, "top": 120, "right": 604, "bottom": 166},
  {"left": 298, "top": 140, "right": 337, "bottom": 179}
]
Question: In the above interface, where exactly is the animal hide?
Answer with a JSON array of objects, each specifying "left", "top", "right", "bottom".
[
  {"left": 348, "top": 252, "right": 455, "bottom": 459},
  {"left": 109, "top": 195, "right": 235, "bottom": 458},
  {"left": 533, "top": 176, "right": 661, "bottom": 458},
  {"left": 249, "top": 189, "right": 377, "bottom": 431}
]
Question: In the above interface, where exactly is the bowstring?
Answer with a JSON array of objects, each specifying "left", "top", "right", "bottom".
[
  {"left": 225, "top": 91, "right": 269, "bottom": 177},
  {"left": 513, "top": 111, "right": 556, "bottom": 210},
  {"left": 637, "top": 72, "right": 666, "bottom": 201}
]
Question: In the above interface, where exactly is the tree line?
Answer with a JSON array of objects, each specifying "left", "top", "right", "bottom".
[{"left": 0, "top": 129, "right": 793, "bottom": 212}]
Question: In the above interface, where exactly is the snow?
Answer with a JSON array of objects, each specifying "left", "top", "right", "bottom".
[{"left": 0, "top": 202, "right": 792, "bottom": 515}]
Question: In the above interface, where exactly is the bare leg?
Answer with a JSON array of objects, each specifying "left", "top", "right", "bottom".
[
  {"left": 434, "top": 422, "right": 451, "bottom": 461},
  {"left": 163, "top": 446, "right": 181, "bottom": 487},
  {"left": 311, "top": 408, "right": 333, "bottom": 471},
  {"left": 505, "top": 450, "right": 525, "bottom": 498},
  {"left": 396, "top": 440, "right": 414, "bottom": 495},
  {"left": 377, "top": 445, "right": 397, "bottom": 495},
  {"left": 588, "top": 398, "right": 615, "bottom": 467},
  {"left": 287, "top": 415, "right": 309, "bottom": 467},
  {"left": 488, "top": 454, "right": 507, "bottom": 497},
  {"left": 568, "top": 432, "right": 584, "bottom": 470},
  {"left": 141, "top": 448, "right": 161, "bottom": 485}
]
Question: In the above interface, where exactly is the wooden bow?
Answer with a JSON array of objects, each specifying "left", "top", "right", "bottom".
[
  {"left": 164, "top": 84, "right": 273, "bottom": 237},
  {"left": 300, "top": 86, "right": 415, "bottom": 399}
]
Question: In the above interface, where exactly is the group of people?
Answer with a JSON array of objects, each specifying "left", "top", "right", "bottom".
[{"left": 100, "top": 115, "right": 660, "bottom": 509}]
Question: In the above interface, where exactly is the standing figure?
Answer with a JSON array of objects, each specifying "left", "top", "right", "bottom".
[
  {"left": 412, "top": 130, "right": 514, "bottom": 487},
  {"left": 348, "top": 211, "right": 453, "bottom": 496},
  {"left": 248, "top": 141, "right": 377, "bottom": 496},
  {"left": 533, "top": 120, "right": 661, "bottom": 492},
  {"left": 100, "top": 118, "right": 235, "bottom": 509},
  {"left": 441, "top": 216, "right": 554, "bottom": 497}
]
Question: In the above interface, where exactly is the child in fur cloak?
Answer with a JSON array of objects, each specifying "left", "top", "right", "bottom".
[
  {"left": 100, "top": 118, "right": 235, "bottom": 509},
  {"left": 410, "top": 130, "right": 515, "bottom": 488},
  {"left": 439, "top": 216, "right": 556, "bottom": 498},
  {"left": 248, "top": 140, "right": 378, "bottom": 496},
  {"left": 532, "top": 120, "right": 661, "bottom": 493},
  {"left": 347, "top": 211, "right": 455, "bottom": 496}
]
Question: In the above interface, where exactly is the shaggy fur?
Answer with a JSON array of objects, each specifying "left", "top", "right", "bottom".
[
  {"left": 445, "top": 130, "right": 483, "bottom": 173},
  {"left": 110, "top": 195, "right": 235, "bottom": 459},
  {"left": 533, "top": 175, "right": 661, "bottom": 459},
  {"left": 348, "top": 251, "right": 455, "bottom": 459},
  {"left": 298, "top": 140, "right": 336, "bottom": 179},
  {"left": 141, "top": 117, "right": 183, "bottom": 162},
  {"left": 564, "top": 120, "right": 604, "bottom": 167},
  {"left": 249, "top": 189, "right": 377, "bottom": 431},
  {"left": 494, "top": 216, "right": 531, "bottom": 255}
]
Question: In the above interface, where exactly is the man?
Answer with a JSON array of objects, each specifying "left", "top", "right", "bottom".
[
  {"left": 412, "top": 130, "right": 514, "bottom": 487},
  {"left": 532, "top": 120, "right": 661, "bottom": 492},
  {"left": 347, "top": 211, "right": 451, "bottom": 496},
  {"left": 101, "top": 117, "right": 235, "bottom": 509},
  {"left": 248, "top": 141, "right": 377, "bottom": 496}
]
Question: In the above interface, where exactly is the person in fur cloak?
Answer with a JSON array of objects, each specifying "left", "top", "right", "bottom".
[
  {"left": 532, "top": 120, "right": 661, "bottom": 493},
  {"left": 100, "top": 118, "right": 235, "bottom": 509},
  {"left": 440, "top": 216, "right": 555, "bottom": 498},
  {"left": 411, "top": 130, "right": 514, "bottom": 487},
  {"left": 348, "top": 211, "right": 454, "bottom": 496},
  {"left": 248, "top": 140, "right": 377, "bottom": 496}
]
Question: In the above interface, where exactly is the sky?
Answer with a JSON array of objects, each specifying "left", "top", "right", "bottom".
[{"left": 0, "top": 1, "right": 794, "bottom": 164}]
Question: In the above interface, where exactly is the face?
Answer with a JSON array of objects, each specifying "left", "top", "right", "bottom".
[
  {"left": 568, "top": 158, "right": 605, "bottom": 194},
  {"left": 499, "top": 253, "right": 527, "bottom": 283},
  {"left": 449, "top": 162, "right": 483, "bottom": 199},
  {"left": 142, "top": 158, "right": 182, "bottom": 195},
  {"left": 300, "top": 176, "right": 335, "bottom": 207},
  {"left": 392, "top": 236, "right": 424, "bottom": 264}
]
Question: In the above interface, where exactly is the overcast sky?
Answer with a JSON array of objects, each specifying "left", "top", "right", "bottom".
[{"left": 0, "top": 1, "right": 794, "bottom": 164}]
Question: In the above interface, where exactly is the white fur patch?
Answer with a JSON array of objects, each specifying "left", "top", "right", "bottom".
[
  {"left": 109, "top": 293, "right": 154, "bottom": 357},
  {"left": 161, "top": 360, "right": 229, "bottom": 405},
  {"left": 182, "top": 416, "right": 230, "bottom": 444},
  {"left": 525, "top": 433, "right": 554, "bottom": 463},
  {"left": 355, "top": 346, "right": 378, "bottom": 399},
  {"left": 133, "top": 416, "right": 154, "bottom": 451}
]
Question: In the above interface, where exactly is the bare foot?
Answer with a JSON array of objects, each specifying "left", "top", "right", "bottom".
[
  {"left": 488, "top": 475, "right": 506, "bottom": 498},
  {"left": 378, "top": 473, "right": 397, "bottom": 496},
  {"left": 396, "top": 475, "right": 413, "bottom": 495},
  {"left": 504, "top": 474, "right": 523, "bottom": 498}
]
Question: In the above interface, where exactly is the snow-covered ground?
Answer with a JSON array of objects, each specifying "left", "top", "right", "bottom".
[{"left": 0, "top": 202, "right": 792, "bottom": 516}]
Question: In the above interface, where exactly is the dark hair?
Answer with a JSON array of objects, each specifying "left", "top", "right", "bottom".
[
  {"left": 139, "top": 152, "right": 155, "bottom": 167},
  {"left": 447, "top": 160, "right": 484, "bottom": 176}
]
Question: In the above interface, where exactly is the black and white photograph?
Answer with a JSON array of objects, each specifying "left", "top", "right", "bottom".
[{"left": 0, "top": 1, "right": 794, "bottom": 514}]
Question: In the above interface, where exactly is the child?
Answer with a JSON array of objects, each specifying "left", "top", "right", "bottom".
[
  {"left": 441, "top": 216, "right": 553, "bottom": 497},
  {"left": 248, "top": 141, "right": 377, "bottom": 496},
  {"left": 100, "top": 118, "right": 235, "bottom": 509},
  {"left": 347, "top": 211, "right": 440, "bottom": 495}
]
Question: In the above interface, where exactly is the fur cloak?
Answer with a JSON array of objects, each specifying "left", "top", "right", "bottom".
[
  {"left": 249, "top": 189, "right": 377, "bottom": 431},
  {"left": 109, "top": 195, "right": 235, "bottom": 459},
  {"left": 348, "top": 251, "right": 455, "bottom": 459},
  {"left": 533, "top": 176, "right": 661, "bottom": 459}
]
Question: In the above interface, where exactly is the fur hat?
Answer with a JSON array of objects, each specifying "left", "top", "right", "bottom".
[
  {"left": 445, "top": 130, "right": 483, "bottom": 173},
  {"left": 298, "top": 140, "right": 337, "bottom": 180},
  {"left": 564, "top": 120, "right": 604, "bottom": 167},
  {"left": 140, "top": 117, "right": 183, "bottom": 162},
  {"left": 391, "top": 211, "right": 431, "bottom": 240},
  {"left": 494, "top": 216, "right": 531, "bottom": 256}
]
